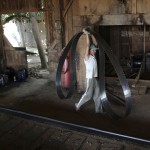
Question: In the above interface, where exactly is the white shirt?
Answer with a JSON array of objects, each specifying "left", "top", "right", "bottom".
[{"left": 84, "top": 55, "right": 98, "bottom": 78}]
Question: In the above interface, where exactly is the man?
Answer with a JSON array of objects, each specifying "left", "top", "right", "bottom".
[{"left": 75, "top": 29, "right": 103, "bottom": 113}]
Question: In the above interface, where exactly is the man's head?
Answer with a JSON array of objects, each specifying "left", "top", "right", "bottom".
[
  {"left": 90, "top": 44, "right": 98, "bottom": 51},
  {"left": 90, "top": 44, "right": 98, "bottom": 55}
]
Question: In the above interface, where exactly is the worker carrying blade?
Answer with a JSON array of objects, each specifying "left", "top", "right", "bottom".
[{"left": 75, "top": 28, "right": 104, "bottom": 113}]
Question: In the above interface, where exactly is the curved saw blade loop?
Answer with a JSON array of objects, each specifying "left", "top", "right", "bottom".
[{"left": 55, "top": 29, "right": 132, "bottom": 119}]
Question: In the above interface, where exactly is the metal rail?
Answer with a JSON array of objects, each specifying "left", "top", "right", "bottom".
[{"left": 0, "top": 106, "right": 149, "bottom": 145}]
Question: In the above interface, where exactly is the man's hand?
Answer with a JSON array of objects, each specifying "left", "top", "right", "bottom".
[{"left": 83, "top": 28, "right": 90, "bottom": 35}]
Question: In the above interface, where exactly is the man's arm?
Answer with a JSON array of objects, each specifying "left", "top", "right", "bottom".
[
  {"left": 91, "top": 35, "right": 97, "bottom": 46},
  {"left": 84, "top": 34, "right": 90, "bottom": 60}
]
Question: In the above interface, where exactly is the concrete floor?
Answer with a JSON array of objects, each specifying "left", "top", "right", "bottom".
[{"left": 0, "top": 76, "right": 150, "bottom": 143}]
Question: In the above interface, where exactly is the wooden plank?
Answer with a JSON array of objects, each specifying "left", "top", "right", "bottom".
[
  {"left": 67, "top": 4, "right": 73, "bottom": 40},
  {"left": 3, "top": 0, "right": 9, "bottom": 11},
  {"left": 0, "top": 0, "right": 41, "bottom": 14},
  {"left": 72, "top": 0, "right": 79, "bottom": 16},
  {"left": 131, "top": 0, "right": 137, "bottom": 14},
  {"left": 102, "top": 14, "right": 132, "bottom": 25},
  {"left": 78, "top": 0, "right": 121, "bottom": 16},
  {"left": 5, "top": 50, "right": 27, "bottom": 70},
  {"left": 19, "top": 0, "right": 25, "bottom": 11},
  {"left": 28, "top": 0, "right": 40, "bottom": 10},
  {"left": 73, "top": 14, "right": 150, "bottom": 26},
  {"left": 73, "top": 16, "right": 82, "bottom": 27},
  {"left": 0, "top": 18, "right": 5, "bottom": 70},
  {"left": 63, "top": 0, "right": 74, "bottom": 18},
  {"left": 64, "top": 9, "right": 69, "bottom": 44},
  {"left": 76, "top": 14, "right": 150, "bottom": 26},
  {"left": 63, "top": 0, "right": 70, "bottom": 9},
  {"left": 110, "top": 27, "right": 121, "bottom": 59},
  {"left": 137, "top": 0, "right": 150, "bottom": 13},
  {"left": 44, "top": 0, "right": 53, "bottom": 45},
  {"left": 131, "top": 26, "right": 144, "bottom": 54}
]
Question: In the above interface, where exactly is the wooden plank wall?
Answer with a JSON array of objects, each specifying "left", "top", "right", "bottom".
[
  {"left": 0, "top": 0, "right": 41, "bottom": 14},
  {"left": 60, "top": 0, "right": 150, "bottom": 91},
  {"left": 44, "top": 0, "right": 54, "bottom": 46},
  {"left": 44, "top": 0, "right": 150, "bottom": 90},
  {"left": 5, "top": 50, "right": 27, "bottom": 70},
  {"left": 70, "top": 0, "right": 150, "bottom": 26},
  {"left": 137, "top": 0, "right": 150, "bottom": 13}
]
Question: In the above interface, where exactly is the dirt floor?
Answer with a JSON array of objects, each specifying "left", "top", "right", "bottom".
[
  {"left": 0, "top": 55, "right": 150, "bottom": 141},
  {"left": 1, "top": 111, "right": 149, "bottom": 150},
  {"left": 1, "top": 70, "right": 150, "bottom": 142}
]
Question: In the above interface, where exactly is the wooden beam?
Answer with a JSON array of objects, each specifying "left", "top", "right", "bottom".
[
  {"left": 143, "top": 25, "right": 146, "bottom": 71},
  {"left": 73, "top": 14, "right": 150, "bottom": 26},
  {"left": 0, "top": 0, "right": 41, "bottom": 14},
  {"left": 63, "top": 0, "right": 74, "bottom": 18},
  {"left": 0, "top": 17, "right": 5, "bottom": 70}
]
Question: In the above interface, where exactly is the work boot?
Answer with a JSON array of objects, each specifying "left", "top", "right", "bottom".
[
  {"left": 95, "top": 109, "right": 101, "bottom": 113},
  {"left": 95, "top": 105, "right": 106, "bottom": 114},
  {"left": 100, "top": 106, "right": 106, "bottom": 114}
]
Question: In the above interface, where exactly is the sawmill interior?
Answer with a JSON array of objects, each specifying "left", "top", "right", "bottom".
[
  {"left": 98, "top": 25, "right": 150, "bottom": 79},
  {"left": 0, "top": 0, "right": 150, "bottom": 149}
]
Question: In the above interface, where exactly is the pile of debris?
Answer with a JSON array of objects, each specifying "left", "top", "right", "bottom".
[
  {"left": 28, "top": 66, "right": 49, "bottom": 79},
  {"left": 28, "top": 66, "right": 43, "bottom": 79}
]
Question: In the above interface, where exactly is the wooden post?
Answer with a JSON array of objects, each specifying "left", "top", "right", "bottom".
[
  {"left": 143, "top": 25, "right": 146, "bottom": 71},
  {"left": 0, "top": 15, "right": 5, "bottom": 71},
  {"left": 134, "top": 25, "right": 146, "bottom": 86}
]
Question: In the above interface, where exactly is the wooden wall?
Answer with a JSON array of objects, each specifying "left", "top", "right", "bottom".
[
  {"left": 0, "top": 0, "right": 41, "bottom": 14},
  {"left": 1, "top": 32, "right": 28, "bottom": 70},
  {"left": 5, "top": 50, "right": 27, "bottom": 70},
  {"left": 1, "top": 0, "right": 149, "bottom": 90},
  {"left": 47, "top": 0, "right": 150, "bottom": 91}
]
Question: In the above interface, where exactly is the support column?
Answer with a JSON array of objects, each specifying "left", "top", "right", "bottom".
[{"left": 0, "top": 15, "right": 5, "bottom": 72}]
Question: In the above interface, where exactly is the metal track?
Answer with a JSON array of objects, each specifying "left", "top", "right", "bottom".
[
  {"left": 0, "top": 106, "right": 149, "bottom": 145},
  {"left": 55, "top": 29, "right": 132, "bottom": 119}
]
